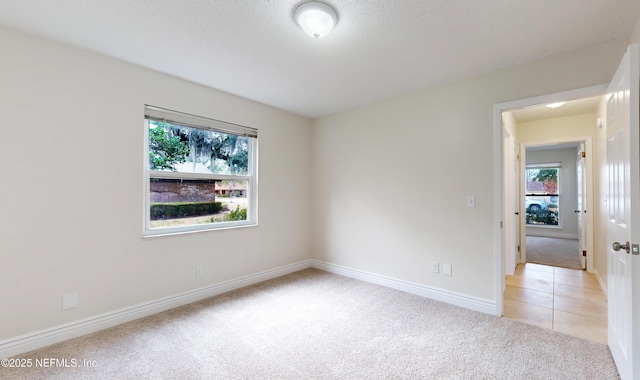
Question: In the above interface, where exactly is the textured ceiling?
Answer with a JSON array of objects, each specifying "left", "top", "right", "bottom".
[{"left": 0, "top": 1, "right": 638, "bottom": 118}]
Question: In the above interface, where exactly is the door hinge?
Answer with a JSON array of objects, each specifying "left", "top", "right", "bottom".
[
  {"left": 518, "top": 245, "right": 521, "bottom": 252},
  {"left": 581, "top": 151, "right": 586, "bottom": 158}
]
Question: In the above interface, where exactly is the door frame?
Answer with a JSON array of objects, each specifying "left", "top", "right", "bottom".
[
  {"left": 503, "top": 129, "right": 519, "bottom": 277},
  {"left": 492, "top": 84, "right": 607, "bottom": 316},
  {"left": 518, "top": 137, "right": 593, "bottom": 268}
]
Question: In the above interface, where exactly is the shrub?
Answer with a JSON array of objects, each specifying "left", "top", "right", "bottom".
[
  {"left": 150, "top": 201, "right": 223, "bottom": 220},
  {"left": 227, "top": 206, "right": 247, "bottom": 221},
  {"left": 525, "top": 210, "right": 558, "bottom": 226}
]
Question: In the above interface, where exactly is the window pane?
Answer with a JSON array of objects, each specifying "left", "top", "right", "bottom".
[
  {"left": 525, "top": 168, "right": 558, "bottom": 193},
  {"left": 149, "top": 178, "right": 248, "bottom": 229},
  {"left": 149, "top": 121, "right": 250, "bottom": 175},
  {"left": 525, "top": 167, "right": 559, "bottom": 226},
  {"left": 525, "top": 195, "right": 558, "bottom": 225}
]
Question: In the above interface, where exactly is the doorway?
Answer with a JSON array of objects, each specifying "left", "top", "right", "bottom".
[
  {"left": 493, "top": 86, "right": 609, "bottom": 343},
  {"left": 522, "top": 142, "right": 584, "bottom": 271}
]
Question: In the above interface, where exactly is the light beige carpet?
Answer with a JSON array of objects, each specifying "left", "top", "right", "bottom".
[
  {"left": 4, "top": 269, "right": 618, "bottom": 379},
  {"left": 526, "top": 236, "right": 582, "bottom": 270}
]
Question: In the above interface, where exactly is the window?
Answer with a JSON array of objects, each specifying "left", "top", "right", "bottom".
[
  {"left": 525, "top": 164, "right": 559, "bottom": 226},
  {"left": 144, "top": 105, "right": 257, "bottom": 236}
]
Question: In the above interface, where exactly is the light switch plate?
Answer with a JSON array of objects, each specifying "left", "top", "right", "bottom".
[{"left": 466, "top": 195, "right": 476, "bottom": 208}]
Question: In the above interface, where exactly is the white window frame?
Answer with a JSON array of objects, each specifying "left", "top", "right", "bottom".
[
  {"left": 525, "top": 162, "right": 561, "bottom": 228},
  {"left": 143, "top": 105, "right": 258, "bottom": 237}
]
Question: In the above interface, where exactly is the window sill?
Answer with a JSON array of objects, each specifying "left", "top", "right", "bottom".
[
  {"left": 526, "top": 224, "right": 562, "bottom": 230},
  {"left": 143, "top": 221, "right": 258, "bottom": 238}
]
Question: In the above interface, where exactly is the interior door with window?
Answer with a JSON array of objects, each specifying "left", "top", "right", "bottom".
[{"left": 607, "top": 43, "right": 639, "bottom": 380}]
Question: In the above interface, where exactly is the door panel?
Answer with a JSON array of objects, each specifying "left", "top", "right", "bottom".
[
  {"left": 503, "top": 133, "right": 520, "bottom": 276},
  {"left": 607, "top": 43, "right": 638, "bottom": 380},
  {"left": 513, "top": 140, "right": 520, "bottom": 266},
  {"left": 577, "top": 145, "right": 587, "bottom": 269}
]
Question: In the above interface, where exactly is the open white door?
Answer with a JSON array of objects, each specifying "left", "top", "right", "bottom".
[
  {"left": 503, "top": 133, "right": 520, "bottom": 276},
  {"left": 513, "top": 140, "right": 521, "bottom": 267},
  {"left": 607, "top": 43, "right": 639, "bottom": 380},
  {"left": 577, "top": 145, "right": 587, "bottom": 269}
]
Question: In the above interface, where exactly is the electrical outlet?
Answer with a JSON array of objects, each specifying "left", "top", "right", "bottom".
[
  {"left": 431, "top": 261, "right": 439, "bottom": 273},
  {"left": 443, "top": 263, "right": 452, "bottom": 277},
  {"left": 62, "top": 292, "right": 77, "bottom": 310},
  {"left": 195, "top": 266, "right": 203, "bottom": 278}
]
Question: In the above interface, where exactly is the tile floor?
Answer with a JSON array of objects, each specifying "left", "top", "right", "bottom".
[{"left": 504, "top": 262, "right": 608, "bottom": 344}]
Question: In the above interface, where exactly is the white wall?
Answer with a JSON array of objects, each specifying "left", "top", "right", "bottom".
[
  {"left": 502, "top": 111, "right": 519, "bottom": 274},
  {"left": 312, "top": 39, "right": 629, "bottom": 302},
  {"left": 632, "top": 16, "right": 640, "bottom": 46},
  {"left": 524, "top": 148, "right": 579, "bottom": 239},
  {"left": 594, "top": 97, "right": 609, "bottom": 287},
  {"left": 0, "top": 27, "right": 313, "bottom": 341},
  {"left": 517, "top": 114, "right": 597, "bottom": 143}
]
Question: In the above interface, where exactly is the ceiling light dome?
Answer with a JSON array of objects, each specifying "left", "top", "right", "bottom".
[
  {"left": 545, "top": 102, "right": 566, "bottom": 109},
  {"left": 294, "top": 1, "right": 338, "bottom": 39}
]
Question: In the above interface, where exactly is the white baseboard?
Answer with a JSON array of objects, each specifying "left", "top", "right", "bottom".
[
  {"left": 2, "top": 259, "right": 497, "bottom": 359},
  {"left": 0, "top": 260, "right": 312, "bottom": 359},
  {"left": 593, "top": 267, "right": 608, "bottom": 297},
  {"left": 525, "top": 231, "right": 578, "bottom": 240},
  {"left": 310, "top": 260, "right": 497, "bottom": 315}
]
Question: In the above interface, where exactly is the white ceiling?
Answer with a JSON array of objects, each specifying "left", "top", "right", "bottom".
[
  {"left": 526, "top": 142, "right": 580, "bottom": 152},
  {"left": 0, "top": 1, "right": 638, "bottom": 118},
  {"left": 511, "top": 95, "right": 603, "bottom": 123}
]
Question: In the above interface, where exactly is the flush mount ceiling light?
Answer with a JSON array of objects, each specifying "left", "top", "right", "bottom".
[
  {"left": 294, "top": 1, "right": 338, "bottom": 39},
  {"left": 545, "top": 101, "right": 566, "bottom": 109}
]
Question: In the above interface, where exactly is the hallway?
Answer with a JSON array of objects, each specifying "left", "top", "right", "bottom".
[
  {"left": 504, "top": 263, "right": 607, "bottom": 344},
  {"left": 525, "top": 236, "right": 581, "bottom": 270}
]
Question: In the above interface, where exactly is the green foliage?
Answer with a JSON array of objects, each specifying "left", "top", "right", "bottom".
[
  {"left": 175, "top": 124, "right": 249, "bottom": 174},
  {"left": 206, "top": 206, "right": 247, "bottom": 223},
  {"left": 150, "top": 201, "right": 222, "bottom": 220},
  {"left": 227, "top": 206, "right": 247, "bottom": 221},
  {"left": 534, "top": 169, "right": 558, "bottom": 183},
  {"left": 536, "top": 169, "right": 559, "bottom": 194},
  {"left": 227, "top": 148, "right": 249, "bottom": 174},
  {"left": 149, "top": 119, "right": 250, "bottom": 174},
  {"left": 526, "top": 168, "right": 559, "bottom": 194},
  {"left": 149, "top": 123, "right": 190, "bottom": 170}
]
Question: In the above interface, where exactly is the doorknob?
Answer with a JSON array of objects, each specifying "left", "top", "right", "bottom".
[{"left": 612, "top": 241, "right": 630, "bottom": 254}]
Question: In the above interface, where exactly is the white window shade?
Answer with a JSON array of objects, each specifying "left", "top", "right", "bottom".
[
  {"left": 526, "top": 162, "right": 561, "bottom": 169},
  {"left": 145, "top": 105, "right": 257, "bottom": 138}
]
